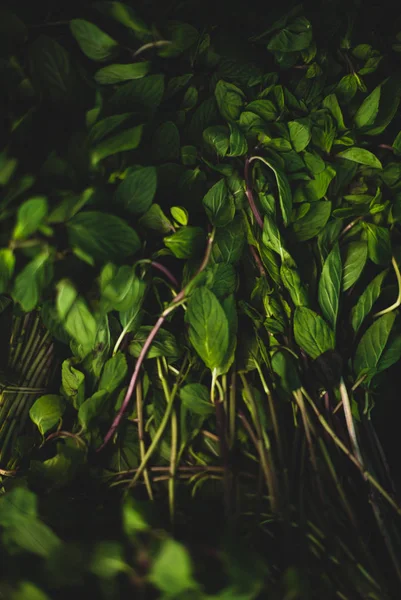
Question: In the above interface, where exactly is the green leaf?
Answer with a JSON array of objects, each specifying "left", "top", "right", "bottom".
[
  {"left": 288, "top": 118, "right": 311, "bottom": 152},
  {"left": 254, "top": 158, "right": 292, "bottom": 226},
  {"left": 164, "top": 226, "right": 204, "bottom": 258},
  {"left": 171, "top": 206, "right": 188, "bottom": 226},
  {"left": 181, "top": 86, "right": 198, "bottom": 111},
  {"left": 115, "top": 166, "right": 157, "bottom": 214},
  {"left": 211, "top": 217, "right": 245, "bottom": 264},
  {"left": 94, "top": 61, "right": 150, "bottom": 84},
  {"left": 56, "top": 279, "right": 97, "bottom": 354},
  {"left": 351, "top": 270, "right": 388, "bottom": 333},
  {"left": 13, "top": 197, "right": 48, "bottom": 240},
  {"left": 227, "top": 122, "right": 248, "bottom": 157},
  {"left": 108, "top": 75, "right": 164, "bottom": 113},
  {"left": 214, "top": 80, "right": 245, "bottom": 121},
  {"left": 245, "top": 99, "right": 277, "bottom": 122},
  {"left": 180, "top": 383, "right": 214, "bottom": 416},
  {"left": 78, "top": 390, "right": 109, "bottom": 430},
  {"left": 12, "top": 583, "right": 50, "bottom": 600},
  {"left": 94, "top": 2, "right": 151, "bottom": 35},
  {"left": 149, "top": 539, "right": 198, "bottom": 596},
  {"left": 337, "top": 147, "right": 382, "bottom": 169},
  {"left": 294, "top": 307, "right": 335, "bottom": 360},
  {"left": 271, "top": 350, "right": 301, "bottom": 393},
  {"left": 70, "top": 19, "right": 118, "bottom": 61},
  {"left": 151, "top": 121, "right": 180, "bottom": 162},
  {"left": 68, "top": 211, "right": 140, "bottom": 263},
  {"left": 280, "top": 256, "right": 309, "bottom": 307},
  {"left": 364, "top": 223, "right": 392, "bottom": 265},
  {"left": 318, "top": 242, "right": 342, "bottom": 330},
  {"left": 13, "top": 252, "right": 53, "bottom": 312},
  {"left": 29, "top": 395, "right": 66, "bottom": 436},
  {"left": 0, "top": 248, "right": 15, "bottom": 294},
  {"left": 354, "top": 85, "right": 381, "bottom": 129},
  {"left": 187, "top": 287, "right": 229, "bottom": 370},
  {"left": 91, "top": 124, "right": 143, "bottom": 165},
  {"left": 262, "top": 215, "right": 286, "bottom": 259},
  {"left": 99, "top": 352, "right": 127, "bottom": 393},
  {"left": 376, "top": 329, "right": 401, "bottom": 373},
  {"left": 203, "top": 179, "right": 235, "bottom": 227},
  {"left": 296, "top": 166, "right": 336, "bottom": 202},
  {"left": 90, "top": 541, "right": 127, "bottom": 579},
  {"left": 129, "top": 326, "right": 180, "bottom": 360},
  {"left": 139, "top": 203, "right": 173, "bottom": 234},
  {"left": 203, "top": 126, "right": 229, "bottom": 157},
  {"left": 322, "top": 94, "right": 346, "bottom": 130},
  {"left": 29, "top": 36, "right": 73, "bottom": 103},
  {"left": 342, "top": 241, "right": 368, "bottom": 290},
  {"left": 181, "top": 145, "right": 197, "bottom": 166},
  {"left": 158, "top": 21, "right": 199, "bottom": 58},
  {"left": 61, "top": 358, "right": 85, "bottom": 409},
  {"left": 188, "top": 97, "right": 219, "bottom": 142},
  {"left": 293, "top": 201, "right": 332, "bottom": 241},
  {"left": 268, "top": 20, "right": 312, "bottom": 52},
  {"left": 354, "top": 313, "right": 396, "bottom": 380},
  {"left": 102, "top": 265, "right": 146, "bottom": 312},
  {"left": 364, "top": 74, "right": 401, "bottom": 136}
]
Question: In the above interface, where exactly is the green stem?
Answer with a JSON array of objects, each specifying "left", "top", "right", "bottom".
[
  {"left": 374, "top": 257, "right": 401, "bottom": 317},
  {"left": 135, "top": 379, "right": 153, "bottom": 501}
]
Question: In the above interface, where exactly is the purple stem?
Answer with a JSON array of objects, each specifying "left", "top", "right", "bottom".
[
  {"left": 97, "top": 231, "right": 215, "bottom": 452},
  {"left": 244, "top": 158, "right": 264, "bottom": 230},
  {"left": 151, "top": 261, "right": 179, "bottom": 288}
]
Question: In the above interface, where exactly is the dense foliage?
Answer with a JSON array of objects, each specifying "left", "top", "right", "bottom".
[{"left": 1, "top": 0, "right": 401, "bottom": 597}]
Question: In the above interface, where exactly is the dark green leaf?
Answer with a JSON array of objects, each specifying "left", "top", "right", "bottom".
[
  {"left": 318, "top": 242, "right": 342, "bottom": 330},
  {"left": 70, "top": 19, "right": 118, "bottom": 62},
  {"left": 342, "top": 241, "right": 368, "bottom": 290},
  {"left": 351, "top": 270, "right": 388, "bottom": 333},
  {"left": 151, "top": 121, "right": 180, "bottom": 162},
  {"left": 94, "top": 61, "right": 150, "bottom": 84},
  {"left": 364, "top": 223, "right": 392, "bottom": 265},
  {"left": 78, "top": 390, "right": 109, "bottom": 430},
  {"left": 293, "top": 201, "right": 331, "bottom": 241},
  {"left": 91, "top": 125, "right": 143, "bottom": 165},
  {"left": 203, "top": 126, "right": 230, "bottom": 157},
  {"left": 180, "top": 383, "right": 214, "bottom": 416},
  {"left": 203, "top": 179, "right": 235, "bottom": 227},
  {"left": 354, "top": 85, "right": 381, "bottom": 129},
  {"left": 94, "top": 2, "right": 151, "bottom": 35},
  {"left": 164, "top": 226, "right": 204, "bottom": 258},
  {"left": 13, "top": 252, "right": 53, "bottom": 312},
  {"left": 211, "top": 216, "right": 245, "bottom": 264},
  {"left": 61, "top": 358, "right": 85, "bottom": 409},
  {"left": 29, "top": 36, "right": 73, "bottom": 103},
  {"left": 99, "top": 352, "right": 127, "bottom": 393},
  {"left": 115, "top": 166, "right": 157, "bottom": 214},
  {"left": 245, "top": 99, "right": 277, "bottom": 122},
  {"left": 214, "top": 80, "right": 245, "bottom": 121},
  {"left": 354, "top": 313, "right": 396, "bottom": 380},
  {"left": 139, "top": 203, "right": 173, "bottom": 234},
  {"left": 288, "top": 118, "right": 311, "bottom": 152},
  {"left": 129, "top": 326, "right": 180, "bottom": 360}
]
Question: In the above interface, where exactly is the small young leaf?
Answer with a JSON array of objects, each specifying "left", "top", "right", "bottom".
[
  {"left": 351, "top": 270, "right": 388, "bottom": 333},
  {"left": 115, "top": 166, "right": 157, "bottom": 214},
  {"left": 318, "top": 242, "right": 342, "bottom": 330},
  {"left": 354, "top": 313, "right": 396, "bottom": 380},
  {"left": 70, "top": 19, "right": 118, "bottom": 61},
  {"left": 294, "top": 306, "right": 335, "bottom": 359},
  {"left": 30, "top": 395, "right": 66, "bottom": 436},
  {"left": 187, "top": 287, "right": 229, "bottom": 370}
]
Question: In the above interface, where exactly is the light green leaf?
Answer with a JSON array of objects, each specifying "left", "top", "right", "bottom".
[
  {"left": 322, "top": 94, "right": 346, "bottom": 130},
  {"left": 342, "top": 241, "right": 368, "bottom": 290},
  {"left": 68, "top": 211, "right": 140, "bottom": 263},
  {"left": 187, "top": 287, "right": 229, "bottom": 370},
  {"left": 351, "top": 270, "right": 388, "bottom": 333},
  {"left": 280, "top": 256, "right": 309, "bottom": 307},
  {"left": 227, "top": 122, "right": 248, "bottom": 157},
  {"left": 94, "top": 61, "right": 150, "bottom": 84},
  {"left": 253, "top": 157, "right": 292, "bottom": 226},
  {"left": 180, "top": 383, "right": 214, "bottom": 416},
  {"left": 211, "top": 217, "right": 245, "bottom": 264},
  {"left": 13, "top": 252, "right": 53, "bottom": 311},
  {"left": 102, "top": 265, "right": 145, "bottom": 312},
  {"left": 91, "top": 124, "right": 143, "bottom": 165},
  {"left": 70, "top": 19, "right": 118, "bottom": 61},
  {"left": 203, "top": 126, "right": 230, "bottom": 157},
  {"left": 354, "top": 85, "right": 381, "bottom": 128},
  {"left": 215, "top": 80, "right": 245, "bottom": 121},
  {"left": 354, "top": 313, "right": 396, "bottom": 380},
  {"left": 0, "top": 248, "right": 15, "bottom": 293},
  {"left": 318, "top": 242, "right": 342, "bottom": 330},
  {"left": 203, "top": 179, "right": 235, "bottom": 227},
  {"left": 56, "top": 279, "right": 97, "bottom": 354},
  {"left": 115, "top": 166, "right": 157, "bottom": 214},
  {"left": 13, "top": 197, "right": 48, "bottom": 240},
  {"left": 78, "top": 390, "right": 109, "bottom": 430},
  {"left": 294, "top": 307, "right": 335, "bottom": 359},
  {"left": 164, "top": 226, "right": 204, "bottom": 258},
  {"left": 245, "top": 99, "right": 277, "bottom": 122},
  {"left": 29, "top": 395, "right": 66, "bottom": 436},
  {"left": 61, "top": 358, "right": 85, "bottom": 409},
  {"left": 99, "top": 352, "right": 127, "bottom": 393},
  {"left": 288, "top": 118, "right": 311, "bottom": 152},
  {"left": 338, "top": 147, "right": 382, "bottom": 169},
  {"left": 149, "top": 539, "right": 198, "bottom": 596}
]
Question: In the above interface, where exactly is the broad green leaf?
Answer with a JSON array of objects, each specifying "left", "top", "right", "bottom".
[
  {"left": 102, "top": 265, "right": 145, "bottom": 312},
  {"left": 68, "top": 211, "right": 140, "bottom": 263},
  {"left": 280, "top": 257, "right": 309, "bottom": 307},
  {"left": 364, "top": 223, "right": 392, "bottom": 265},
  {"left": 78, "top": 390, "right": 109, "bottom": 430},
  {"left": 246, "top": 99, "right": 277, "bottom": 122},
  {"left": 151, "top": 121, "right": 180, "bottom": 162},
  {"left": 296, "top": 166, "right": 336, "bottom": 202},
  {"left": 139, "top": 203, "right": 173, "bottom": 234},
  {"left": 164, "top": 226, "right": 204, "bottom": 258},
  {"left": 354, "top": 85, "right": 381, "bottom": 128},
  {"left": 203, "top": 126, "right": 229, "bottom": 157},
  {"left": 56, "top": 279, "right": 97, "bottom": 353},
  {"left": 13, "top": 197, "right": 48, "bottom": 240},
  {"left": 217, "top": 293, "right": 238, "bottom": 375},
  {"left": 294, "top": 306, "right": 335, "bottom": 360},
  {"left": 29, "top": 395, "right": 66, "bottom": 436},
  {"left": 129, "top": 326, "right": 180, "bottom": 360},
  {"left": 262, "top": 214, "right": 286, "bottom": 258},
  {"left": 203, "top": 179, "right": 235, "bottom": 227},
  {"left": 165, "top": 73, "right": 193, "bottom": 100},
  {"left": 227, "top": 122, "right": 248, "bottom": 157},
  {"left": 337, "top": 147, "right": 382, "bottom": 169},
  {"left": 342, "top": 241, "right": 368, "bottom": 290},
  {"left": 149, "top": 539, "right": 198, "bottom": 596},
  {"left": 304, "top": 150, "right": 325, "bottom": 176},
  {"left": 336, "top": 74, "right": 358, "bottom": 104},
  {"left": 107, "top": 75, "right": 164, "bottom": 113},
  {"left": 94, "top": 61, "right": 150, "bottom": 84},
  {"left": 318, "top": 242, "right": 342, "bottom": 330},
  {"left": 181, "top": 145, "right": 197, "bottom": 166},
  {"left": 376, "top": 330, "right": 401, "bottom": 373},
  {"left": 322, "top": 94, "right": 346, "bottom": 130},
  {"left": 70, "top": 19, "right": 118, "bottom": 61},
  {"left": 13, "top": 252, "right": 53, "bottom": 312},
  {"left": 88, "top": 113, "right": 133, "bottom": 144},
  {"left": 187, "top": 287, "right": 229, "bottom": 370},
  {"left": 0, "top": 248, "right": 15, "bottom": 293},
  {"left": 211, "top": 217, "right": 245, "bottom": 264},
  {"left": 354, "top": 313, "right": 396, "bottom": 380},
  {"left": 214, "top": 80, "right": 245, "bottom": 121},
  {"left": 99, "top": 352, "right": 127, "bottom": 393},
  {"left": 61, "top": 358, "right": 85, "bottom": 409},
  {"left": 288, "top": 118, "right": 311, "bottom": 152},
  {"left": 271, "top": 350, "right": 301, "bottom": 393},
  {"left": 364, "top": 74, "right": 401, "bottom": 136},
  {"left": 181, "top": 86, "right": 198, "bottom": 110},
  {"left": 91, "top": 124, "right": 143, "bottom": 165},
  {"left": 115, "top": 166, "right": 157, "bottom": 214},
  {"left": 351, "top": 270, "right": 388, "bottom": 333},
  {"left": 293, "top": 201, "right": 331, "bottom": 241},
  {"left": 180, "top": 383, "right": 214, "bottom": 416}
]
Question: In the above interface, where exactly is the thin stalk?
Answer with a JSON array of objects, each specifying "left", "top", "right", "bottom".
[
  {"left": 211, "top": 369, "right": 232, "bottom": 518},
  {"left": 228, "top": 370, "right": 236, "bottom": 449},
  {"left": 9, "top": 313, "right": 30, "bottom": 369},
  {"left": 374, "top": 256, "right": 401, "bottom": 317},
  {"left": 255, "top": 362, "right": 285, "bottom": 469},
  {"left": 293, "top": 390, "right": 321, "bottom": 488},
  {"left": 16, "top": 311, "right": 41, "bottom": 374},
  {"left": 99, "top": 228, "right": 216, "bottom": 451},
  {"left": 135, "top": 379, "right": 153, "bottom": 500},
  {"left": 339, "top": 377, "right": 363, "bottom": 465}
]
